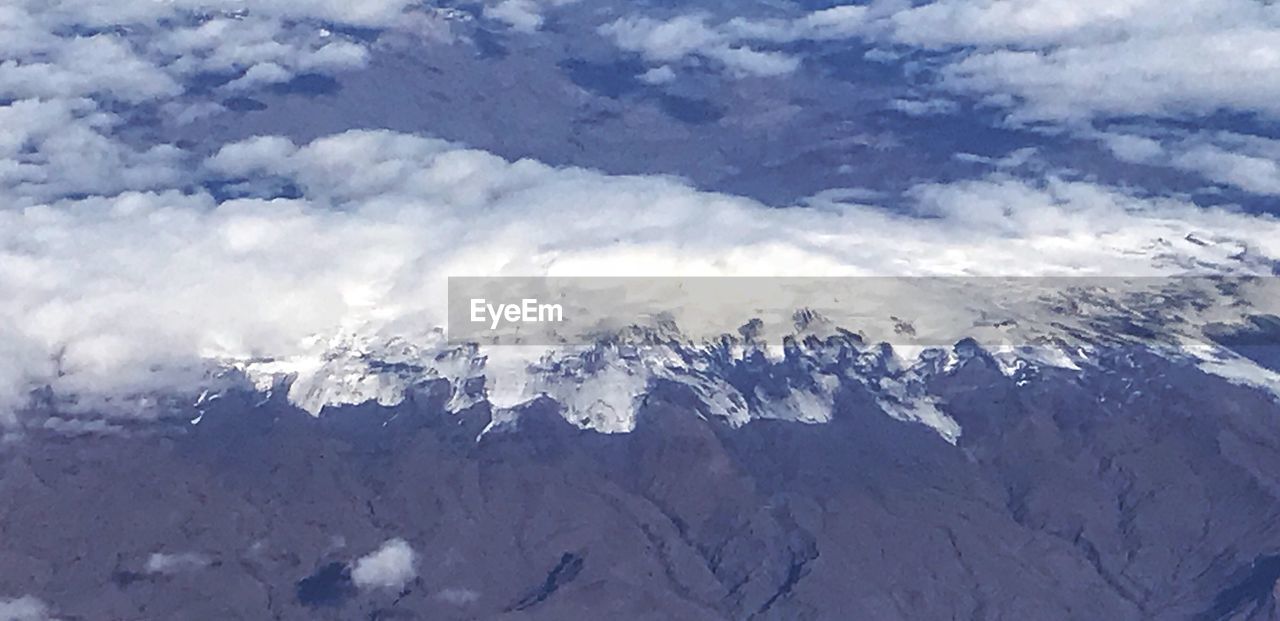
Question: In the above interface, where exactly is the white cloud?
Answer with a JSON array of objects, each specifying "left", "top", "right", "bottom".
[
  {"left": 882, "top": 0, "right": 1169, "bottom": 48},
  {"left": 4, "top": 129, "right": 1280, "bottom": 418},
  {"left": 0, "top": 35, "right": 180, "bottom": 103},
  {"left": 1098, "top": 132, "right": 1165, "bottom": 163},
  {"left": 1099, "top": 130, "right": 1280, "bottom": 196},
  {"left": 600, "top": 1, "right": 1280, "bottom": 122},
  {"left": 0, "top": 99, "right": 186, "bottom": 204},
  {"left": 224, "top": 62, "right": 293, "bottom": 91},
  {"left": 725, "top": 5, "right": 871, "bottom": 42},
  {"left": 600, "top": 14, "right": 801, "bottom": 78},
  {"left": 155, "top": 16, "right": 370, "bottom": 83},
  {"left": 47, "top": 0, "right": 418, "bottom": 28},
  {"left": 351, "top": 538, "right": 417, "bottom": 591},
  {"left": 890, "top": 98, "right": 958, "bottom": 116},
  {"left": 601, "top": 15, "right": 725, "bottom": 64},
  {"left": 0, "top": 596, "right": 55, "bottom": 621},
  {"left": 0, "top": 0, "right": 1278, "bottom": 428},
  {"left": 638, "top": 65, "right": 676, "bottom": 85},
  {"left": 1172, "top": 145, "right": 1280, "bottom": 196},
  {"left": 944, "top": 30, "right": 1280, "bottom": 122},
  {"left": 435, "top": 587, "right": 480, "bottom": 605},
  {"left": 873, "top": 0, "right": 1280, "bottom": 122},
  {"left": 716, "top": 46, "right": 800, "bottom": 77},
  {"left": 486, "top": 0, "right": 546, "bottom": 32},
  {"left": 145, "top": 552, "right": 211, "bottom": 574},
  {"left": 0, "top": 0, "right": 405, "bottom": 143},
  {"left": 597, "top": 4, "right": 877, "bottom": 79},
  {"left": 483, "top": 0, "right": 579, "bottom": 33}
]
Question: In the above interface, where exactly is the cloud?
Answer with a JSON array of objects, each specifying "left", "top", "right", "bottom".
[
  {"left": 724, "top": 5, "right": 872, "bottom": 42},
  {"left": 435, "top": 587, "right": 480, "bottom": 605},
  {"left": 155, "top": 17, "right": 371, "bottom": 84},
  {"left": 598, "top": 1, "right": 1280, "bottom": 124},
  {"left": 0, "top": 596, "right": 55, "bottom": 621},
  {"left": 4, "top": 128, "right": 1280, "bottom": 420},
  {"left": 600, "top": 14, "right": 802, "bottom": 78},
  {"left": 871, "top": 0, "right": 1280, "bottom": 123},
  {"left": 485, "top": 0, "right": 546, "bottom": 32},
  {"left": 0, "top": 0, "right": 1276, "bottom": 446},
  {"left": 881, "top": 0, "right": 1170, "bottom": 48},
  {"left": 0, "top": 1, "right": 423, "bottom": 206},
  {"left": 351, "top": 539, "right": 417, "bottom": 591},
  {"left": 0, "top": 35, "right": 180, "bottom": 103},
  {"left": 224, "top": 63, "right": 294, "bottom": 91},
  {"left": 1, "top": 0, "right": 1279, "bottom": 427},
  {"left": 598, "top": 6, "right": 877, "bottom": 78},
  {"left": 45, "top": 0, "right": 419, "bottom": 28},
  {"left": 0, "top": 0, "right": 411, "bottom": 144},
  {"left": 0, "top": 98, "right": 187, "bottom": 204},
  {"left": 482, "top": 0, "right": 580, "bottom": 33},
  {"left": 145, "top": 552, "right": 211, "bottom": 574},
  {"left": 1172, "top": 145, "right": 1280, "bottom": 196},
  {"left": 638, "top": 65, "right": 676, "bottom": 85},
  {"left": 890, "top": 98, "right": 958, "bottom": 117},
  {"left": 591, "top": 3, "right": 880, "bottom": 78},
  {"left": 1099, "top": 130, "right": 1280, "bottom": 196}
]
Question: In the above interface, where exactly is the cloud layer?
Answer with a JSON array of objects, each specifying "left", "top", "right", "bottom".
[
  {"left": 599, "top": 0, "right": 1280, "bottom": 123},
  {"left": 2, "top": 1, "right": 1280, "bottom": 423},
  {"left": 599, "top": 7, "right": 873, "bottom": 78},
  {"left": 879, "top": 0, "right": 1280, "bottom": 122},
  {"left": 5, "top": 128, "right": 1280, "bottom": 420}
]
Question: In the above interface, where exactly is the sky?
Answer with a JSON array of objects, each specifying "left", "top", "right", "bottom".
[{"left": 1, "top": 0, "right": 1279, "bottom": 422}]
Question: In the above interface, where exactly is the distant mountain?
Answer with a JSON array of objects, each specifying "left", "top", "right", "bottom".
[{"left": 6, "top": 321, "right": 1280, "bottom": 619}]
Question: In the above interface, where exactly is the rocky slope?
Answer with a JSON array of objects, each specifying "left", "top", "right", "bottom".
[{"left": 4, "top": 335, "right": 1280, "bottom": 620}]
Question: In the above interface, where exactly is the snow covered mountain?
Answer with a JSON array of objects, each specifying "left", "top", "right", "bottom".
[{"left": 210, "top": 277, "right": 1280, "bottom": 448}]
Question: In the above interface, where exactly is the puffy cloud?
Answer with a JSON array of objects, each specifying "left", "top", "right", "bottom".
[
  {"left": 31, "top": 0, "right": 418, "bottom": 28},
  {"left": 252, "top": 0, "right": 418, "bottom": 26},
  {"left": 890, "top": 98, "right": 958, "bottom": 117},
  {"left": 351, "top": 539, "right": 417, "bottom": 591},
  {"left": 943, "top": 30, "right": 1280, "bottom": 122},
  {"left": 882, "top": 0, "right": 1170, "bottom": 48},
  {"left": 600, "top": 14, "right": 801, "bottom": 78},
  {"left": 482, "top": 0, "right": 580, "bottom": 33},
  {"left": 0, "top": 99, "right": 187, "bottom": 204},
  {"left": 638, "top": 65, "right": 676, "bottom": 85},
  {"left": 0, "top": 0, "right": 407, "bottom": 137},
  {"left": 145, "top": 552, "right": 211, "bottom": 574},
  {"left": 1172, "top": 145, "right": 1280, "bottom": 197},
  {"left": 0, "top": 1, "right": 413, "bottom": 209},
  {"left": 0, "top": 0, "right": 1277, "bottom": 428},
  {"left": 874, "top": 0, "right": 1280, "bottom": 122},
  {"left": 0, "top": 596, "right": 55, "bottom": 621},
  {"left": 1, "top": 0, "right": 1278, "bottom": 432},
  {"left": 4, "top": 129, "right": 1280, "bottom": 418},
  {"left": 1099, "top": 130, "right": 1280, "bottom": 196},
  {"left": 600, "top": 1, "right": 1280, "bottom": 122},
  {"left": 593, "top": 4, "right": 875, "bottom": 79},
  {"left": 224, "top": 63, "right": 294, "bottom": 91},
  {"left": 599, "top": 6, "right": 876, "bottom": 78},
  {"left": 724, "top": 5, "right": 872, "bottom": 42},
  {"left": 0, "top": 35, "right": 180, "bottom": 104},
  {"left": 485, "top": 0, "right": 547, "bottom": 32},
  {"left": 0, "top": 0, "right": 418, "bottom": 218},
  {"left": 154, "top": 16, "right": 370, "bottom": 80},
  {"left": 435, "top": 587, "right": 480, "bottom": 605}
]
